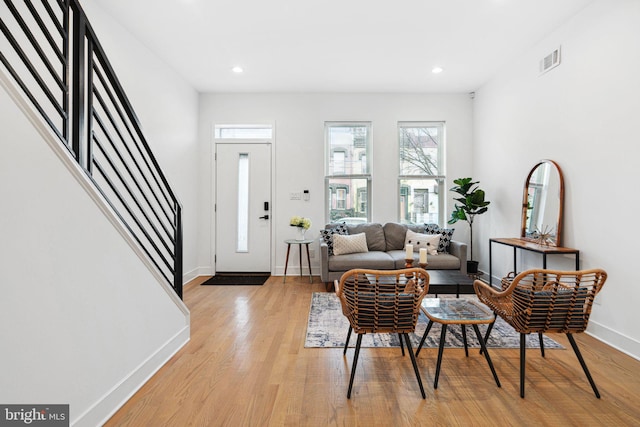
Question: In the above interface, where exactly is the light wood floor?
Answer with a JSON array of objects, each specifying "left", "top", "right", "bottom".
[{"left": 106, "top": 275, "right": 640, "bottom": 426}]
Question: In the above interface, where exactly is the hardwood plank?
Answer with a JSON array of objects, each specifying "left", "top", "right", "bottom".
[{"left": 105, "top": 275, "right": 640, "bottom": 426}]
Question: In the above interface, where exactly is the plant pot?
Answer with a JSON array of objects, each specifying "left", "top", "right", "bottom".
[{"left": 467, "top": 260, "right": 479, "bottom": 274}]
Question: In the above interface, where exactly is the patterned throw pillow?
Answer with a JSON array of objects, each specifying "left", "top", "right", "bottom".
[
  {"left": 424, "top": 223, "right": 455, "bottom": 253},
  {"left": 320, "top": 224, "right": 349, "bottom": 255},
  {"left": 332, "top": 233, "right": 369, "bottom": 256},
  {"left": 404, "top": 229, "right": 439, "bottom": 255},
  {"left": 424, "top": 223, "right": 440, "bottom": 235}
]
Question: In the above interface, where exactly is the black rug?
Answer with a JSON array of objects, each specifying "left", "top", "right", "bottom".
[{"left": 202, "top": 272, "right": 270, "bottom": 286}]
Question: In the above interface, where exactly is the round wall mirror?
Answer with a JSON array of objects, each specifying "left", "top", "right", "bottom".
[{"left": 521, "top": 159, "right": 564, "bottom": 246}]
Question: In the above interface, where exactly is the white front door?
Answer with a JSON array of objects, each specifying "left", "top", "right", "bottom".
[{"left": 215, "top": 143, "right": 271, "bottom": 272}]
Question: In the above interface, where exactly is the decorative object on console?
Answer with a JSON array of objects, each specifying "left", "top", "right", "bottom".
[
  {"left": 290, "top": 215, "right": 312, "bottom": 240},
  {"left": 535, "top": 224, "right": 555, "bottom": 246},
  {"left": 448, "top": 178, "right": 490, "bottom": 274}
]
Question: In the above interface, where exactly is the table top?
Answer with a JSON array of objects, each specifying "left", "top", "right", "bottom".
[
  {"left": 284, "top": 239, "right": 315, "bottom": 244},
  {"left": 421, "top": 298, "right": 495, "bottom": 325},
  {"left": 490, "top": 237, "right": 578, "bottom": 254},
  {"left": 362, "top": 270, "right": 476, "bottom": 287}
]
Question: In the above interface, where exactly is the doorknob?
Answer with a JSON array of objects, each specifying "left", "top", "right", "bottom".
[{"left": 259, "top": 215, "right": 269, "bottom": 220}]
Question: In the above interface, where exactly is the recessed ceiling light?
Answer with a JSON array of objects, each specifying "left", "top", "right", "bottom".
[
  {"left": 232, "top": 66, "right": 244, "bottom": 73},
  {"left": 432, "top": 67, "right": 443, "bottom": 74}
]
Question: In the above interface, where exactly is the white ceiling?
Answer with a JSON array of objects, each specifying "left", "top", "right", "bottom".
[{"left": 91, "top": 0, "right": 594, "bottom": 93}]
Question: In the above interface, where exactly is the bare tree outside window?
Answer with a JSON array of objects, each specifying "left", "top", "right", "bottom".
[{"left": 398, "top": 123, "right": 445, "bottom": 225}]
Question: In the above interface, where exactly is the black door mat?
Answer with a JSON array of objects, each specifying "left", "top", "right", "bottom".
[{"left": 201, "top": 272, "right": 271, "bottom": 286}]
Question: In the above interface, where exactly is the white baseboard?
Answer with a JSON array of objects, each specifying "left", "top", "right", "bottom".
[
  {"left": 183, "top": 266, "right": 212, "bottom": 284},
  {"left": 73, "top": 325, "right": 190, "bottom": 427},
  {"left": 275, "top": 266, "right": 318, "bottom": 276},
  {"left": 586, "top": 320, "right": 640, "bottom": 361}
]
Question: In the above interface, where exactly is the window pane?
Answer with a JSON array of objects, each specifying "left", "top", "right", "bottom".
[
  {"left": 325, "top": 122, "right": 371, "bottom": 223},
  {"left": 215, "top": 125, "right": 273, "bottom": 139},
  {"left": 237, "top": 153, "right": 249, "bottom": 252},
  {"left": 399, "top": 124, "right": 442, "bottom": 176},
  {"left": 399, "top": 178, "right": 443, "bottom": 225},
  {"left": 327, "top": 124, "right": 369, "bottom": 175},
  {"left": 327, "top": 178, "right": 369, "bottom": 224}
]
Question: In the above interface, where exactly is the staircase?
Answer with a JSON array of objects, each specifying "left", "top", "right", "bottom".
[
  {"left": 1, "top": 0, "right": 183, "bottom": 298},
  {"left": 1, "top": 2, "right": 190, "bottom": 424}
]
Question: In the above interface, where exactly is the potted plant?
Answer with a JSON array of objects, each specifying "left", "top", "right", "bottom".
[{"left": 448, "top": 178, "right": 490, "bottom": 274}]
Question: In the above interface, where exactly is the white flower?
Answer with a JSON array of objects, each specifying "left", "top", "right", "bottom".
[{"left": 290, "top": 216, "right": 311, "bottom": 229}]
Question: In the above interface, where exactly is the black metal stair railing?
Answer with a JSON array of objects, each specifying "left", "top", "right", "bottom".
[{"left": 1, "top": 0, "right": 183, "bottom": 299}]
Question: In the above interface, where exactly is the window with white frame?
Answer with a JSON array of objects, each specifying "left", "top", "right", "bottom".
[
  {"left": 398, "top": 122, "right": 445, "bottom": 225},
  {"left": 214, "top": 124, "right": 273, "bottom": 140},
  {"left": 325, "top": 122, "right": 371, "bottom": 224}
]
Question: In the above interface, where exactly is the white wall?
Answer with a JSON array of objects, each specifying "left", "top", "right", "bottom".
[
  {"left": 198, "top": 93, "right": 473, "bottom": 276},
  {"left": 0, "top": 2, "right": 199, "bottom": 424},
  {"left": 82, "top": 0, "right": 201, "bottom": 282},
  {"left": 0, "top": 84, "right": 189, "bottom": 425},
  {"left": 473, "top": 0, "right": 640, "bottom": 358}
]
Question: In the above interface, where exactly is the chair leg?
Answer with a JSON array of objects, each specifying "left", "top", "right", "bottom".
[
  {"left": 472, "top": 324, "right": 501, "bottom": 388},
  {"left": 403, "top": 333, "right": 426, "bottom": 399},
  {"left": 399, "top": 333, "right": 405, "bottom": 356},
  {"left": 415, "top": 320, "right": 434, "bottom": 357},
  {"left": 538, "top": 332, "right": 545, "bottom": 358},
  {"left": 520, "top": 333, "right": 527, "bottom": 398},
  {"left": 343, "top": 325, "right": 352, "bottom": 355},
  {"left": 434, "top": 324, "right": 448, "bottom": 389},
  {"left": 567, "top": 333, "right": 601, "bottom": 398},
  {"left": 480, "top": 318, "right": 496, "bottom": 355},
  {"left": 347, "top": 334, "right": 363, "bottom": 399}
]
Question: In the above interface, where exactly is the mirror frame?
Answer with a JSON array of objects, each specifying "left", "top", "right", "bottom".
[{"left": 521, "top": 159, "right": 564, "bottom": 247}]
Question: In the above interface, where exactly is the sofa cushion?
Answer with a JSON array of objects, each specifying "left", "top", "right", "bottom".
[
  {"left": 333, "top": 233, "right": 369, "bottom": 256},
  {"left": 328, "top": 251, "right": 395, "bottom": 271},
  {"left": 382, "top": 222, "right": 409, "bottom": 251},
  {"left": 347, "top": 223, "right": 386, "bottom": 251},
  {"left": 404, "top": 229, "right": 439, "bottom": 255},
  {"left": 320, "top": 223, "right": 349, "bottom": 255}
]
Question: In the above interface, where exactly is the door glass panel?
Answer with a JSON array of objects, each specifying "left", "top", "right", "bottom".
[{"left": 237, "top": 153, "right": 249, "bottom": 252}]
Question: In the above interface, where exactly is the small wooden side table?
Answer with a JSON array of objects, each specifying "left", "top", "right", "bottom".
[{"left": 283, "top": 239, "right": 314, "bottom": 283}]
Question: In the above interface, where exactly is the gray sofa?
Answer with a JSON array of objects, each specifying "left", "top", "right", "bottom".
[{"left": 320, "top": 222, "right": 467, "bottom": 290}]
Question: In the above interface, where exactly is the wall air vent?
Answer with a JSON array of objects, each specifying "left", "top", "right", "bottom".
[{"left": 539, "top": 46, "right": 561, "bottom": 75}]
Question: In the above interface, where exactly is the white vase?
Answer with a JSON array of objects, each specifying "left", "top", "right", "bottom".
[{"left": 296, "top": 227, "right": 306, "bottom": 240}]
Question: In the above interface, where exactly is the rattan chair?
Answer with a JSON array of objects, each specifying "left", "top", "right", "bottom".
[
  {"left": 335, "top": 268, "right": 430, "bottom": 398},
  {"left": 474, "top": 268, "right": 607, "bottom": 398}
]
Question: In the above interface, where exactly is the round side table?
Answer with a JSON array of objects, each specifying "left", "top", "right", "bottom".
[{"left": 283, "top": 239, "right": 314, "bottom": 283}]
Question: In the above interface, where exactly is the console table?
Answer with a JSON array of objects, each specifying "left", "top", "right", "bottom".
[{"left": 489, "top": 238, "right": 579, "bottom": 286}]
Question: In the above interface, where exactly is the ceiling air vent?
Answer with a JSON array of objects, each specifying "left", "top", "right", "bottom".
[{"left": 539, "top": 46, "right": 561, "bottom": 75}]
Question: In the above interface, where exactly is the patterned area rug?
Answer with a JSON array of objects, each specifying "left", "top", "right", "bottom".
[{"left": 305, "top": 292, "right": 564, "bottom": 349}]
